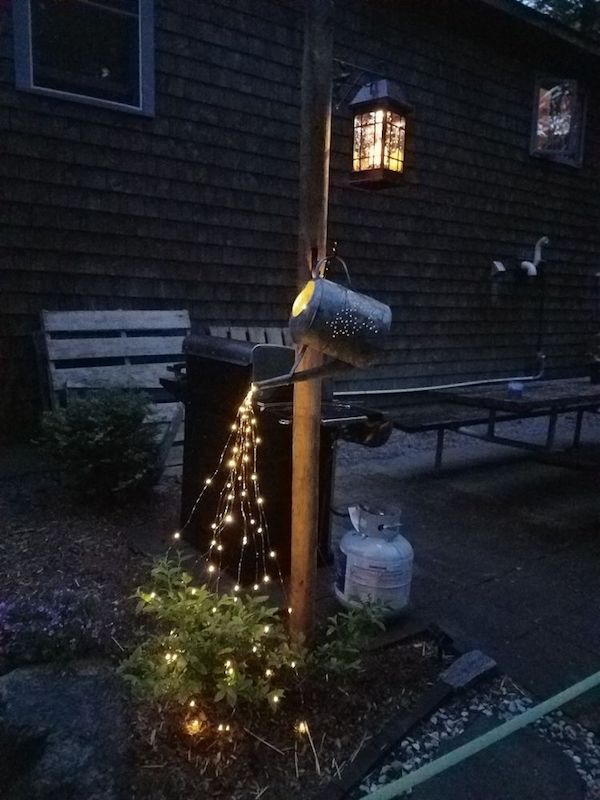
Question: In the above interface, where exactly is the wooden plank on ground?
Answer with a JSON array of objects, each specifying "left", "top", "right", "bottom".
[
  {"left": 43, "top": 309, "right": 190, "bottom": 332},
  {"left": 317, "top": 650, "right": 496, "bottom": 800},
  {"left": 46, "top": 335, "right": 186, "bottom": 361}
]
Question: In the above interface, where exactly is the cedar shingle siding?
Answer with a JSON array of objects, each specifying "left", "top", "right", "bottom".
[{"left": 1, "top": 0, "right": 600, "bottom": 439}]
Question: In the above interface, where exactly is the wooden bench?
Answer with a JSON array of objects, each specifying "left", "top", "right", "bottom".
[
  {"left": 207, "top": 325, "right": 293, "bottom": 346},
  {"left": 38, "top": 309, "right": 190, "bottom": 476}
]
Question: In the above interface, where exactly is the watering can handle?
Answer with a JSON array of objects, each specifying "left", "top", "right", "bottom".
[{"left": 312, "top": 254, "right": 352, "bottom": 287}]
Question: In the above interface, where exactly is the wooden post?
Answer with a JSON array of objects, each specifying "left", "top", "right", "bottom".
[{"left": 289, "top": 0, "right": 334, "bottom": 642}]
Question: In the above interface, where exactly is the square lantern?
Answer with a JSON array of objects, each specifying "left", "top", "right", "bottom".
[{"left": 349, "top": 79, "right": 412, "bottom": 189}]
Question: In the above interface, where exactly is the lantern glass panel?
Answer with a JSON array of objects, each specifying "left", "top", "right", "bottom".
[
  {"left": 383, "top": 111, "right": 406, "bottom": 172},
  {"left": 353, "top": 109, "right": 385, "bottom": 171},
  {"left": 353, "top": 108, "right": 406, "bottom": 174}
]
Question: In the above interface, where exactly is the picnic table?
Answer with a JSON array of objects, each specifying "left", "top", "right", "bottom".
[
  {"left": 347, "top": 378, "right": 600, "bottom": 470},
  {"left": 432, "top": 377, "right": 600, "bottom": 467}
]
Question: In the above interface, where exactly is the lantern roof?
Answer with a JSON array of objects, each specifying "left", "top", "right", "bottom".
[{"left": 349, "top": 80, "right": 413, "bottom": 114}]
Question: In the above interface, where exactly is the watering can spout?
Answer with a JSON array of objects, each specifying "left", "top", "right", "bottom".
[{"left": 254, "top": 346, "right": 351, "bottom": 390}]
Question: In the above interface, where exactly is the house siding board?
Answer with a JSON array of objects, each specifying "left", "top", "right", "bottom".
[
  {"left": 1, "top": 0, "right": 600, "bottom": 438},
  {"left": 330, "top": 1, "right": 600, "bottom": 391}
]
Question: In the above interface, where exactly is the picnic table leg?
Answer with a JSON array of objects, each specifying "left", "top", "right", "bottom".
[
  {"left": 487, "top": 410, "right": 496, "bottom": 437},
  {"left": 573, "top": 410, "right": 584, "bottom": 448},
  {"left": 545, "top": 411, "right": 557, "bottom": 449},
  {"left": 435, "top": 429, "right": 445, "bottom": 471}
]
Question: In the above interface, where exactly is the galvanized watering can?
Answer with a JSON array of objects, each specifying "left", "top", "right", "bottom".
[{"left": 255, "top": 256, "right": 392, "bottom": 389}]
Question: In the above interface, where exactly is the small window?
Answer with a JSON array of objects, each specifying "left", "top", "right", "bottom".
[
  {"left": 530, "top": 78, "right": 585, "bottom": 167},
  {"left": 14, "top": 0, "right": 154, "bottom": 115}
]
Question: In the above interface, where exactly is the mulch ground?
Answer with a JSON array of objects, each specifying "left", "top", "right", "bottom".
[{"left": 0, "top": 472, "right": 443, "bottom": 800}]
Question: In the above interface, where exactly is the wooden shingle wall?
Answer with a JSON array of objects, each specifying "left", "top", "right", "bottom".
[
  {"left": 0, "top": 0, "right": 304, "bottom": 438},
  {"left": 329, "top": 0, "right": 600, "bottom": 391},
  {"left": 1, "top": 0, "right": 600, "bottom": 438}
]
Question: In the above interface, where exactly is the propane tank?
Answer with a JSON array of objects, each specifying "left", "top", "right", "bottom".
[{"left": 334, "top": 505, "right": 413, "bottom": 616}]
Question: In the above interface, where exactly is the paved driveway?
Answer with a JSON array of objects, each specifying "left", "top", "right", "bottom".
[{"left": 334, "top": 421, "right": 600, "bottom": 730}]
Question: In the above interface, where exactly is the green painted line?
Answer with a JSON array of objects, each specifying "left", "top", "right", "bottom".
[{"left": 361, "top": 669, "right": 600, "bottom": 800}]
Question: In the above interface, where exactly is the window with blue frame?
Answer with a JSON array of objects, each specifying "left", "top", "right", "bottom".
[{"left": 14, "top": 0, "right": 154, "bottom": 115}]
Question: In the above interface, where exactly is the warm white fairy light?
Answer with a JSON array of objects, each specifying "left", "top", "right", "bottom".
[
  {"left": 185, "top": 718, "right": 203, "bottom": 736},
  {"left": 189, "top": 699, "right": 196, "bottom": 708},
  {"left": 173, "top": 531, "right": 181, "bottom": 540},
  {"left": 175, "top": 384, "right": 287, "bottom": 613},
  {"left": 265, "top": 668, "right": 273, "bottom": 677}
]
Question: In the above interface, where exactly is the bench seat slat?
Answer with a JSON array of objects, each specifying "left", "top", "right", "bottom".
[{"left": 52, "top": 363, "right": 175, "bottom": 391}]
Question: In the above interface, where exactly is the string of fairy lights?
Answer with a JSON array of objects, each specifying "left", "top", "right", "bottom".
[
  {"left": 161, "top": 383, "right": 306, "bottom": 738},
  {"left": 172, "top": 383, "right": 287, "bottom": 603}
]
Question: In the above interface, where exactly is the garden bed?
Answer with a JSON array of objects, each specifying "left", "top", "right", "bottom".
[{"left": 0, "top": 471, "right": 442, "bottom": 800}]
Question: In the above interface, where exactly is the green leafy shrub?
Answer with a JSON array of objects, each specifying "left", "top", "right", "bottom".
[
  {"left": 41, "top": 389, "right": 158, "bottom": 499},
  {"left": 310, "top": 603, "right": 386, "bottom": 676},
  {"left": 120, "top": 558, "right": 386, "bottom": 718},
  {"left": 121, "top": 557, "right": 303, "bottom": 711}
]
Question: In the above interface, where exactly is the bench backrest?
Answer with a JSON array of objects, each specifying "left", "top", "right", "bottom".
[
  {"left": 208, "top": 326, "right": 292, "bottom": 347},
  {"left": 40, "top": 309, "right": 191, "bottom": 409}
]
